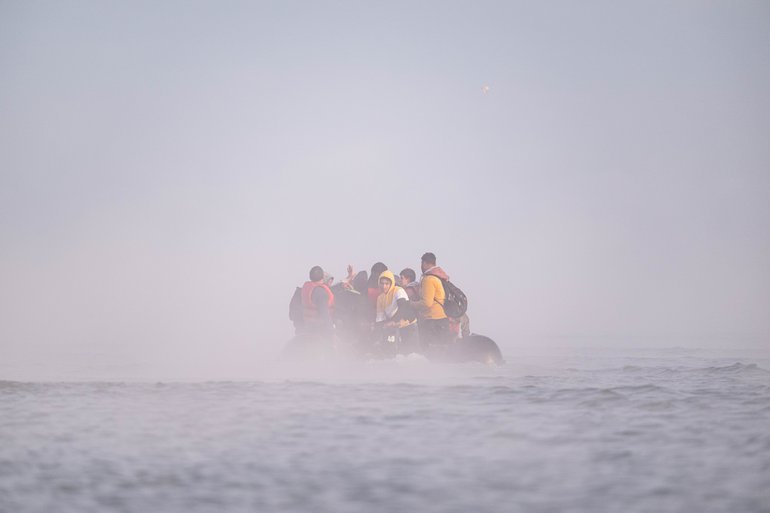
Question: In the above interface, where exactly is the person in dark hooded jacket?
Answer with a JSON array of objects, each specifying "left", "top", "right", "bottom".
[{"left": 365, "top": 262, "right": 387, "bottom": 320}]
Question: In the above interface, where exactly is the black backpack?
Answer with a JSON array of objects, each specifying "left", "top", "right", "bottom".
[
  {"left": 432, "top": 276, "right": 468, "bottom": 318},
  {"left": 289, "top": 287, "right": 303, "bottom": 323}
]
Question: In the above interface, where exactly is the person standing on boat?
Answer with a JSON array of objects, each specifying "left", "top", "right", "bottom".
[
  {"left": 411, "top": 252, "right": 453, "bottom": 349},
  {"left": 415, "top": 253, "right": 471, "bottom": 339}
]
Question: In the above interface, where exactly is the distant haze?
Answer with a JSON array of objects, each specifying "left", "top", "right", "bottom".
[{"left": 1, "top": 1, "right": 768, "bottom": 378}]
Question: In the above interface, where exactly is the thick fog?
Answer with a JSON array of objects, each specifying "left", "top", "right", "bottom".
[{"left": 1, "top": 1, "right": 769, "bottom": 379}]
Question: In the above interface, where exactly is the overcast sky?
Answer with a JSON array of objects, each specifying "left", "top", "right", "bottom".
[{"left": 1, "top": 1, "right": 769, "bottom": 377}]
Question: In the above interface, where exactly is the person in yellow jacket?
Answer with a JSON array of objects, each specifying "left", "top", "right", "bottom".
[
  {"left": 411, "top": 252, "right": 453, "bottom": 348},
  {"left": 374, "top": 270, "right": 419, "bottom": 354}
]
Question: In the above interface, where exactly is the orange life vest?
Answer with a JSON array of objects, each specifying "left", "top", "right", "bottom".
[{"left": 301, "top": 281, "right": 334, "bottom": 320}]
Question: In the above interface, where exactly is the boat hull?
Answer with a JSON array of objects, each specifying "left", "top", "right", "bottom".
[{"left": 282, "top": 333, "right": 504, "bottom": 365}]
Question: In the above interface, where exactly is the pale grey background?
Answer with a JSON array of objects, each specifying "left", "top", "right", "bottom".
[{"left": 1, "top": 1, "right": 768, "bottom": 379}]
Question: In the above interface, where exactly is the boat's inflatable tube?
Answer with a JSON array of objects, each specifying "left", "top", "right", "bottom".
[
  {"left": 282, "top": 333, "right": 504, "bottom": 365},
  {"left": 451, "top": 334, "right": 505, "bottom": 365}
]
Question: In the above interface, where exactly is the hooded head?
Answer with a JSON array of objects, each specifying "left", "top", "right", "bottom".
[
  {"left": 378, "top": 269, "right": 401, "bottom": 307},
  {"left": 378, "top": 270, "right": 395, "bottom": 294}
]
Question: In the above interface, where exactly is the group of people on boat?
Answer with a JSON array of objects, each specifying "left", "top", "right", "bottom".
[{"left": 289, "top": 252, "right": 470, "bottom": 359}]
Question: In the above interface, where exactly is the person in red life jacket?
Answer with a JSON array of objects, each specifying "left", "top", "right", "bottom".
[{"left": 300, "top": 265, "right": 335, "bottom": 335}]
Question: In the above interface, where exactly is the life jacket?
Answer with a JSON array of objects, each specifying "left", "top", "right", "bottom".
[
  {"left": 301, "top": 281, "right": 334, "bottom": 320},
  {"left": 289, "top": 286, "right": 303, "bottom": 323}
]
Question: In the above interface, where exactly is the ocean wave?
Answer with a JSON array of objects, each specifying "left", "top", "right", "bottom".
[
  {"left": 550, "top": 385, "right": 681, "bottom": 403},
  {"left": 606, "top": 384, "right": 679, "bottom": 395},
  {"left": 699, "top": 363, "right": 767, "bottom": 374},
  {"left": 618, "top": 362, "right": 769, "bottom": 376},
  {"left": 0, "top": 380, "right": 50, "bottom": 392}
]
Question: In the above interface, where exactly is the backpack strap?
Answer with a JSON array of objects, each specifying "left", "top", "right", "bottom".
[{"left": 424, "top": 274, "right": 447, "bottom": 307}]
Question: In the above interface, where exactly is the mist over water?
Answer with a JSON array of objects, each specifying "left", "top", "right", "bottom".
[
  {"left": 2, "top": 1, "right": 770, "bottom": 511},
  {"left": 1, "top": 1, "right": 769, "bottom": 376}
]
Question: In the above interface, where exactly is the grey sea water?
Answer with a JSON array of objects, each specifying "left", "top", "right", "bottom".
[{"left": 1, "top": 348, "right": 769, "bottom": 513}]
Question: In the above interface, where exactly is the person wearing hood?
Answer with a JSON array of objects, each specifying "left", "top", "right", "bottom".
[
  {"left": 412, "top": 252, "right": 452, "bottom": 347},
  {"left": 374, "top": 270, "right": 418, "bottom": 354}
]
